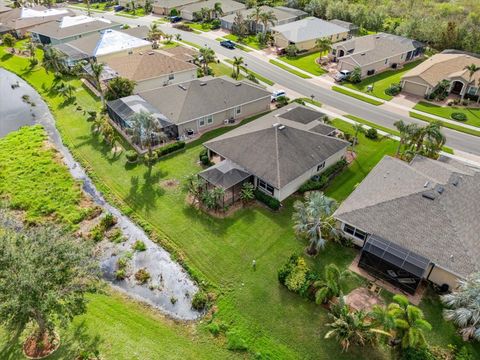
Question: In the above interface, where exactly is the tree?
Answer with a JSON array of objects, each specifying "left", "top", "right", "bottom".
[
  {"left": 412, "top": 121, "right": 445, "bottom": 157},
  {"left": 369, "top": 305, "right": 396, "bottom": 335},
  {"left": 232, "top": 11, "right": 249, "bottom": 40},
  {"left": 0, "top": 223, "right": 99, "bottom": 353},
  {"left": 164, "top": 33, "right": 173, "bottom": 44},
  {"left": 42, "top": 47, "right": 66, "bottom": 74},
  {"left": 394, "top": 120, "right": 415, "bottom": 157},
  {"left": 315, "top": 38, "right": 332, "bottom": 59},
  {"left": 128, "top": 111, "right": 163, "bottom": 159},
  {"left": 2, "top": 33, "right": 16, "bottom": 53},
  {"left": 292, "top": 191, "right": 339, "bottom": 255},
  {"left": 147, "top": 23, "right": 164, "bottom": 42},
  {"left": 83, "top": 0, "right": 92, "bottom": 16},
  {"left": 285, "top": 44, "right": 299, "bottom": 57},
  {"left": 351, "top": 122, "right": 365, "bottom": 149},
  {"left": 87, "top": 60, "right": 106, "bottom": 106},
  {"left": 348, "top": 67, "right": 362, "bottom": 83},
  {"left": 464, "top": 63, "right": 480, "bottom": 83},
  {"left": 240, "top": 182, "right": 255, "bottom": 203},
  {"left": 388, "top": 294, "right": 432, "bottom": 349},
  {"left": 55, "top": 81, "right": 75, "bottom": 100},
  {"left": 23, "top": 39, "right": 36, "bottom": 61},
  {"left": 248, "top": 6, "right": 262, "bottom": 33},
  {"left": 232, "top": 56, "right": 244, "bottom": 79},
  {"left": 105, "top": 77, "right": 136, "bottom": 101},
  {"left": 199, "top": 46, "right": 215, "bottom": 76},
  {"left": 199, "top": 7, "right": 211, "bottom": 22},
  {"left": 314, "top": 264, "right": 350, "bottom": 304},
  {"left": 212, "top": 2, "right": 223, "bottom": 18},
  {"left": 144, "top": 0, "right": 153, "bottom": 14},
  {"left": 441, "top": 272, "right": 480, "bottom": 341},
  {"left": 184, "top": 174, "right": 205, "bottom": 203},
  {"left": 259, "top": 10, "right": 277, "bottom": 33}
]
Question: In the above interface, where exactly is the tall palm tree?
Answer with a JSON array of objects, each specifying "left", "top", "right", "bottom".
[
  {"left": 292, "top": 191, "right": 339, "bottom": 255},
  {"left": 128, "top": 111, "right": 163, "bottom": 159},
  {"left": 147, "top": 23, "right": 164, "bottom": 42},
  {"left": 199, "top": 46, "right": 215, "bottom": 76},
  {"left": 88, "top": 60, "right": 105, "bottom": 106},
  {"left": 200, "top": 7, "right": 210, "bottom": 22},
  {"left": 369, "top": 305, "right": 396, "bottom": 334},
  {"left": 393, "top": 120, "right": 419, "bottom": 157},
  {"left": 414, "top": 120, "right": 445, "bottom": 154},
  {"left": 314, "top": 264, "right": 350, "bottom": 304},
  {"left": 388, "top": 294, "right": 432, "bottom": 349},
  {"left": 24, "top": 39, "right": 36, "bottom": 61},
  {"left": 212, "top": 2, "right": 223, "bottom": 18},
  {"left": 83, "top": 0, "right": 91, "bottom": 16},
  {"left": 232, "top": 56, "right": 244, "bottom": 79},
  {"left": 464, "top": 63, "right": 480, "bottom": 83},
  {"left": 247, "top": 6, "right": 262, "bottom": 33},
  {"left": 258, "top": 10, "right": 277, "bottom": 33},
  {"left": 315, "top": 38, "right": 332, "bottom": 59},
  {"left": 351, "top": 123, "right": 365, "bottom": 149}
]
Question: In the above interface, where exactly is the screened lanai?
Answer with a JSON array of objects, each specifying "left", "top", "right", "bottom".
[{"left": 358, "top": 234, "right": 431, "bottom": 295}]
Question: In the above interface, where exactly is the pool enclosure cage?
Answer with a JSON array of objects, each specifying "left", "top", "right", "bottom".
[{"left": 358, "top": 234, "right": 430, "bottom": 295}]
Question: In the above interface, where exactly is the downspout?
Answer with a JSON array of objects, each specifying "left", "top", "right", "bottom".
[{"left": 426, "top": 262, "right": 435, "bottom": 281}]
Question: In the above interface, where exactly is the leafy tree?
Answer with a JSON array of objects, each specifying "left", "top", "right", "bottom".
[
  {"left": 199, "top": 46, "right": 216, "bottom": 76},
  {"left": 144, "top": 0, "right": 153, "bottom": 14},
  {"left": 314, "top": 264, "right": 350, "bottom": 304},
  {"left": 184, "top": 174, "right": 206, "bottom": 203},
  {"left": 105, "top": 77, "right": 136, "bottom": 101},
  {"left": 240, "top": 182, "right": 255, "bottom": 203},
  {"left": 441, "top": 272, "right": 480, "bottom": 341},
  {"left": 388, "top": 294, "right": 432, "bottom": 349},
  {"left": 292, "top": 191, "right": 339, "bottom": 255},
  {"left": 128, "top": 111, "right": 163, "bottom": 159},
  {"left": 232, "top": 11, "right": 249, "bottom": 40},
  {"left": 285, "top": 44, "right": 299, "bottom": 57},
  {"left": 212, "top": 2, "right": 223, "bottom": 18},
  {"left": 0, "top": 222, "right": 99, "bottom": 350},
  {"left": 351, "top": 122, "right": 365, "bottom": 149},
  {"left": 232, "top": 56, "right": 244, "bottom": 79},
  {"left": 2, "top": 33, "right": 16, "bottom": 52}
]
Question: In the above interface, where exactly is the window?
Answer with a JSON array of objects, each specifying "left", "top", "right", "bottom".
[
  {"left": 468, "top": 86, "right": 478, "bottom": 95},
  {"left": 317, "top": 161, "right": 325, "bottom": 172},
  {"left": 168, "top": 73, "right": 174, "bottom": 80},
  {"left": 235, "top": 106, "right": 241, "bottom": 115},
  {"left": 199, "top": 118, "right": 205, "bottom": 127},
  {"left": 384, "top": 58, "right": 388, "bottom": 64},
  {"left": 206, "top": 115, "right": 213, "bottom": 124},
  {"left": 343, "top": 223, "right": 367, "bottom": 241},
  {"left": 258, "top": 179, "right": 274, "bottom": 195}
]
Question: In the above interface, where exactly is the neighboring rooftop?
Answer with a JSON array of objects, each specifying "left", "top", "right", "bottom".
[
  {"left": 157, "top": 45, "right": 198, "bottom": 62},
  {"left": 181, "top": 0, "right": 245, "bottom": 14},
  {"left": 402, "top": 53, "right": 480, "bottom": 87},
  {"left": 329, "top": 19, "right": 359, "bottom": 31},
  {"left": 0, "top": 6, "right": 73, "bottom": 31},
  {"left": 204, "top": 104, "right": 348, "bottom": 188},
  {"left": 153, "top": 0, "right": 198, "bottom": 9},
  {"left": 104, "top": 50, "right": 197, "bottom": 82},
  {"left": 220, "top": 6, "right": 306, "bottom": 25},
  {"left": 271, "top": 17, "right": 348, "bottom": 43},
  {"left": 334, "top": 155, "right": 480, "bottom": 278},
  {"left": 121, "top": 25, "right": 149, "bottom": 40}
]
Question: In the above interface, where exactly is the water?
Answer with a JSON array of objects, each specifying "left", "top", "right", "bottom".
[{"left": 0, "top": 68, "right": 201, "bottom": 320}]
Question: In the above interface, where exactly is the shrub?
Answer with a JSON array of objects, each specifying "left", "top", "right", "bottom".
[
  {"left": 173, "top": 24, "right": 193, "bottom": 32},
  {"left": 132, "top": 240, "right": 147, "bottom": 252},
  {"left": 157, "top": 141, "right": 185, "bottom": 157},
  {"left": 298, "top": 159, "right": 347, "bottom": 193},
  {"left": 254, "top": 189, "right": 280, "bottom": 210},
  {"left": 451, "top": 112, "right": 467, "bottom": 121},
  {"left": 107, "top": 228, "right": 124, "bottom": 243},
  {"left": 89, "top": 226, "right": 103, "bottom": 242},
  {"left": 199, "top": 148, "right": 212, "bottom": 166},
  {"left": 100, "top": 213, "right": 116, "bottom": 231},
  {"left": 385, "top": 82, "right": 402, "bottom": 96},
  {"left": 348, "top": 67, "right": 362, "bottom": 83},
  {"left": 125, "top": 150, "right": 138, "bottom": 163},
  {"left": 170, "top": 296, "right": 177, "bottom": 304},
  {"left": 399, "top": 347, "right": 435, "bottom": 360},
  {"left": 456, "top": 346, "right": 473, "bottom": 360},
  {"left": 192, "top": 291, "right": 208, "bottom": 310},
  {"left": 226, "top": 331, "right": 248, "bottom": 351},
  {"left": 277, "top": 254, "right": 299, "bottom": 285},
  {"left": 285, "top": 44, "right": 299, "bottom": 57},
  {"left": 275, "top": 96, "right": 290, "bottom": 108},
  {"left": 117, "top": 257, "right": 128, "bottom": 270},
  {"left": 285, "top": 257, "right": 309, "bottom": 292},
  {"left": 134, "top": 268, "right": 151, "bottom": 284},
  {"left": 365, "top": 127, "right": 378, "bottom": 139},
  {"left": 211, "top": 19, "right": 221, "bottom": 29},
  {"left": 115, "top": 269, "right": 126, "bottom": 280},
  {"left": 206, "top": 322, "right": 221, "bottom": 336}
]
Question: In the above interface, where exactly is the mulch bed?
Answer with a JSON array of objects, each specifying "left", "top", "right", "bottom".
[{"left": 23, "top": 331, "right": 60, "bottom": 359}]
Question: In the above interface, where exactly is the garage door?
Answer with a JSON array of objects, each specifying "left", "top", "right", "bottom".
[{"left": 403, "top": 81, "right": 427, "bottom": 96}]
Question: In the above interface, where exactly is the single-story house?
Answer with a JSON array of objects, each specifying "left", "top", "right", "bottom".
[
  {"left": 29, "top": 15, "right": 121, "bottom": 45},
  {"left": 106, "top": 76, "right": 271, "bottom": 146},
  {"left": 401, "top": 52, "right": 480, "bottom": 99},
  {"left": 54, "top": 28, "right": 152, "bottom": 65},
  {"left": 202, "top": 104, "right": 348, "bottom": 202},
  {"left": 181, "top": 0, "right": 245, "bottom": 21},
  {"left": 329, "top": 19, "right": 359, "bottom": 36},
  {"left": 101, "top": 49, "right": 198, "bottom": 92},
  {"left": 220, "top": 6, "right": 307, "bottom": 33},
  {"left": 331, "top": 33, "right": 424, "bottom": 78},
  {"left": 334, "top": 155, "right": 480, "bottom": 294},
  {"left": 151, "top": 0, "right": 199, "bottom": 15},
  {"left": 271, "top": 17, "right": 349, "bottom": 51},
  {"left": 0, "top": 6, "right": 74, "bottom": 37}
]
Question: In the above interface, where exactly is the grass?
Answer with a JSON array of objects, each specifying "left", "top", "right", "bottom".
[
  {"left": 298, "top": 97, "right": 322, "bottom": 107},
  {"left": 186, "top": 22, "right": 216, "bottom": 32},
  {"left": 224, "top": 59, "right": 274, "bottom": 85},
  {"left": 180, "top": 40, "right": 202, "bottom": 49},
  {"left": 279, "top": 52, "right": 327, "bottom": 76},
  {"left": 209, "top": 62, "right": 243, "bottom": 80},
  {"left": 410, "top": 111, "right": 480, "bottom": 137},
  {"left": 2, "top": 46, "right": 477, "bottom": 359},
  {"left": 224, "top": 34, "right": 264, "bottom": 50},
  {"left": 344, "top": 60, "right": 423, "bottom": 101},
  {"left": 414, "top": 101, "right": 480, "bottom": 128},
  {"left": 160, "top": 41, "right": 179, "bottom": 49},
  {"left": 332, "top": 86, "right": 384, "bottom": 106},
  {"left": 69, "top": 3, "right": 109, "bottom": 12},
  {"left": 269, "top": 59, "right": 312, "bottom": 79},
  {"left": 116, "top": 8, "right": 147, "bottom": 18}
]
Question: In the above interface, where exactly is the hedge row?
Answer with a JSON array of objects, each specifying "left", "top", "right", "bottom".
[
  {"left": 254, "top": 189, "right": 281, "bottom": 210},
  {"left": 298, "top": 159, "right": 347, "bottom": 193},
  {"left": 157, "top": 141, "right": 185, "bottom": 156}
]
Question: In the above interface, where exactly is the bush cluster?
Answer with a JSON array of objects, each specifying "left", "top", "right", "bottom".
[
  {"left": 254, "top": 190, "right": 281, "bottom": 211},
  {"left": 298, "top": 159, "right": 347, "bottom": 193},
  {"left": 278, "top": 255, "right": 311, "bottom": 293},
  {"left": 157, "top": 141, "right": 185, "bottom": 157},
  {"left": 125, "top": 150, "right": 138, "bottom": 163},
  {"left": 199, "top": 148, "right": 212, "bottom": 166},
  {"left": 210, "top": 19, "right": 221, "bottom": 29},
  {"left": 89, "top": 213, "right": 117, "bottom": 242},
  {"left": 226, "top": 331, "right": 248, "bottom": 351},
  {"left": 134, "top": 268, "right": 151, "bottom": 284},
  {"left": 385, "top": 83, "right": 402, "bottom": 96},
  {"left": 365, "top": 127, "right": 379, "bottom": 139},
  {"left": 451, "top": 112, "right": 467, "bottom": 121},
  {"left": 192, "top": 291, "right": 208, "bottom": 310},
  {"left": 132, "top": 240, "right": 147, "bottom": 252}
]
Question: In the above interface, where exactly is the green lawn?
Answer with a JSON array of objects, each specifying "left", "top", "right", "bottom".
[
  {"left": 224, "top": 34, "right": 264, "bottom": 50},
  {"left": 2, "top": 46, "right": 478, "bottom": 359},
  {"left": 69, "top": 3, "right": 109, "bottom": 12},
  {"left": 269, "top": 59, "right": 312, "bottom": 79},
  {"left": 410, "top": 111, "right": 480, "bottom": 137},
  {"left": 180, "top": 40, "right": 202, "bottom": 49},
  {"left": 279, "top": 52, "right": 327, "bottom": 76},
  {"left": 224, "top": 59, "right": 274, "bottom": 85},
  {"left": 186, "top": 22, "right": 216, "bottom": 32},
  {"left": 116, "top": 8, "right": 147, "bottom": 18},
  {"left": 209, "top": 61, "right": 244, "bottom": 80},
  {"left": 414, "top": 101, "right": 480, "bottom": 128},
  {"left": 344, "top": 60, "right": 423, "bottom": 101},
  {"left": 332, "top": 86, "right": 384, "bottom": 106}
]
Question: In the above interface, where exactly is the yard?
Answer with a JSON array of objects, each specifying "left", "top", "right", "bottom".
[
  {"left": 279, "top": 51, "right": 327, "bottom": 76},
  {"left": 224, "top": 34, "right": 264, "bottom": 50},
  {"left": 69, "top": 2, "right": 110, "bottom": 12},
  {"left": 414, "top": 101, "right": 480, "bottom": 129},
  {"left": 116, "top": 7, "right": 147, "bottom": 18},
  {"left": 344, "top": 60, "right": 423, "bottom": 101},
  {"left": 1, "top": 45, "right": 479, "bottom": 359}
]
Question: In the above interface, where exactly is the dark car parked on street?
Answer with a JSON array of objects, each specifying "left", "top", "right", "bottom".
[{"left": 220, "top": 40, "right": 236, "bottom": 49}]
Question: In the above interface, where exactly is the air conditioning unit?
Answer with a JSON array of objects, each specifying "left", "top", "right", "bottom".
[{"left": 224, "top": 119, "right": 229, "bottom": 124}]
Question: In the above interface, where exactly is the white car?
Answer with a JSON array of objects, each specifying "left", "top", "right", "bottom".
[
  {"left": 271, "top": 90, "right": 286, "bottom": 102},
  {"left": 335, "top": 70, "right": 351, "bottom": 82}
]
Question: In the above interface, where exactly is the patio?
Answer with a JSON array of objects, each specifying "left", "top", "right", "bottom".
[{"left": 344, "top": 287, "right": 384, "bottom": 313}]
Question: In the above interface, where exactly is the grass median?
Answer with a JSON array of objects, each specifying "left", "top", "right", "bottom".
[
  {"left": 269, "top": 59, "right": 311, "bottom": 79},
  {"left": 332, "top": 86, "right": 383, "bottom": 106},
  {"left": 410, "top": 111, "right": 480, "bottom": 137}
]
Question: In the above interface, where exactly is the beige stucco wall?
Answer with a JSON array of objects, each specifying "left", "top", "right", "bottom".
[
  {"left": 96, "top": 44, "right": 152, "bottom": 62},
  {"left": 426, "top": 265, "right": 462, "bottom": 291},
  {"left": 133, "top": 68, "right": 197, "bottom": 92},
  {"left": 176, "top": 96, "right": 271, "bottom": 136},
  {"left": 274, "top": 30, "right": 349, "bottom": 51}
]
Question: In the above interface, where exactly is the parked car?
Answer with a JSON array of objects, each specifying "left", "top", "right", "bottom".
[
  {"left": 169, "top": 16, "right": 182, "bottom": 23},
  {"left": 113, "top": 5, "right": 124, "bottom": 11},
  {"left": 220, "top": 40, "right": 236, "bottom": 49},
  {"left": 271, "top": 90, "right": 286, "bottom": 102},
  {"left": 334, "top": 70, "right": 351, "bottom": 82}
]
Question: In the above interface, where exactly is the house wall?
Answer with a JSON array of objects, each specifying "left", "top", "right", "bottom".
[
  {"left": 274, "top": 30, "right": 348, "bottom": 50},
  {"left": 133, "top": 68, "right": 197, "bottom": 92},
  {"left": 95, "top": 44, "right": 152, "bottom": 62},
  {"left": 176, "top": 96, "right": 271, "bottom": 136},
  {"left": 276, "top": 147, "right": 347, "bottom": 201},
  {"left": 426, "top": 264, "right": 461, "bottom": 291},
  {"left": 118, "top": 0, "right": 147, "bottom": 7}
]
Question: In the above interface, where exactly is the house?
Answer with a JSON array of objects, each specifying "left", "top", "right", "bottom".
[
  {"left": 334, "top": 155, "right": 480, "bottom": 294},
  {"left": 120, "top": 25, "right": 150, "bottom": 40},
  {"left": 331, "top": 33, "right": 424, "bottom": 78},
  {"left": 271, "top": 17, "right": 349, "bottom": 51},
  {"left": 180, "top": 0, "right": 245, "bottom": 21},
  {"left": 0, "top": 6, "right": 74, "bottom": 37},
  {"left": 202, "top": 104, "right": 348, "bottom": 202},
  {"left": 151, "top": 0, "right": 199, "bottom": 15},
  {"left": 106, "top": 76, "right": 271, "bottom": 149},
  {"left": 0, "top": 5, "right": 11, "bottom": 14},
  {"left": 401, "top": 52, "right": 480, "bottom": 99},
  {"left": 101, "top": 49, "right": 198, "bottom": 92},
  {"left": 220, "top": 6, "right": 307, "bottom": 33},
  {"left": 157, "top": 45, "right": 198, "bottom": 63},
  {"left": 29, "top": 16, "right": 121, "bottom": 45},
  {"left": 329, "top": 19, "right": 359, "bottom": 36},
  {"left": 54, "top": 28, "right": 151, "bottom": 65}
]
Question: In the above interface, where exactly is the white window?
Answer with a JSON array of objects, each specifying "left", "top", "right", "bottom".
[
  {"left": 343, "top": 223, "right": 367, "bottom": 241},
  {"left": 235, "top": 106, "right": 241, "bottom": 116},
  {"left": 317, "top": 161, "right": 325, "bottom": 172},
  {"left": 206, "top": 115, "right": 213, "bottom": 124},
  {"left": 468, "top": 86, "right": 478, "bottom": 95},
  {"left": 257, "top": 179, "right": 274, "bottom": 196},
  {"left": 198, "top": 118, "right": 205, "bottom": 127},
  {"left": 168, "top": 73, "right": 174, "bottom": 80}
]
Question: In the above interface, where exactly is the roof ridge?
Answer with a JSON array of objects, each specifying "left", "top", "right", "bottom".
[{"left": 274, "top": 126, "right": 281, "bottom": 188}]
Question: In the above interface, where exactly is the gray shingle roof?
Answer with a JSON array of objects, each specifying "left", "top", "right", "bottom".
[
  {"left": 334, "top": 155, "right": 480, "bottom": 278},
  {"left": 272, "top": 17, "right": 348, "bottom": 43},
  {"left": 0, "top": 6, "right": 74, "bottom": 31},
  {"left": 198, "top": 159, "right": 251, "bottom": 189},
  {"left": 182, "top": 0, "right": 245, "bottom": 14},
  {"left": 204, "top": 105, "right": 348, "bottom": 188}
]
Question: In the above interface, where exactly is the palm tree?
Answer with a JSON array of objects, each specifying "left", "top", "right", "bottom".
[
  {"left": 105, "top": 77, "right": 136, "bottom": 101},
  {"left": 351, "top": 123, "right": 364, "bottom": 149},
  {"left": 258, "top": 10, "right": 277, "bottom": 33},
  {"left": 24, "top": 39, "right": 36, "bottom": 61},
  {"left": 199, "top": 7, "right": 210, "bottom": 22},
  {"left": 88, "top": 60, "right": 105, "bottom": 106},
  {"left": 199, "top": 46, "right": 215, "bottom": 76},
  {"left": 315, "top": 38, "right": 332, "bottom": 60},
  {"left": 464, "top": 63, "right": 480, "bottom": 83},
  {"left": 55, "top": 82, "right": 75, "bottom": 100},
  {"left": 183, "top": 174, "right": 205, "bottom": 203},
  {"left": 83, "top": 0, "right": 91, "bottom": 16},
  {"left": 164, "top": 33, "right": 173, "bottom": 44},
  {"left": 147, "top": 23, "right": 164, "bottom": 42},
  {"left": 388, "top": 294, "right": 432, "bottom": 349},
  {"left": 128, "top": 111, "right": 163, "bottom": 160},
  {"left": 247, "top": 6, "right": 262, "bottom": 33},
  {"left": 314, "top": 264, "right": 350, "bottom": 304},
  {"left": 42, "top": 47, "right": 65, "bottom": 73},
  {"left": 292, "top": 191, "right": 339, "bottom": 255},
  {"left": 369, "top": 305, "right": 396, "bottom": 335},
  {"left": 212, "top": 2, "right": 223, "bottom": 18},
  {"left": 232, "top": 56, "right": 244, "bottom": 79},
  {"left": 394, "top": 120, "right": 409, "bottom": 157},
  {"left": 175, "top": 33, "right": 182, "bottom": 41},
  {"left": 414, "top": 121, "right": 445, "bottom": 155}
]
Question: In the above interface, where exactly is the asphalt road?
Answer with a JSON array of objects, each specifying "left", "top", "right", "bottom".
[{"left": 86, "top": 11, "right": 480, "bottom": 155}]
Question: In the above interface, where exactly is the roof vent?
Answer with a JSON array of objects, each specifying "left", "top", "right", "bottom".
[
  {"left": 272, "top": 123, "right": 280, "bottom": 127},
  {"left": 235, "top": 83, "right": 242, "bottom": 86},
  {"left": 422, "top": 192, "right": 436, "bottom": 201},
  {"left": 361, "top": 53, "right": 366, "bottom": 56},
  {"left": 199, "top": 82, "right": 207, "bottom": 86},
  {"left": 148, "top": 51, "right": 154, "bottom": 55},
  {"left": 278, "top": 125, "right": 286, "bottom": 130},
  {"left": 451, "top": 177, "right": 460, "bottom": 186},
  {"left": 423, "top": 181, "right": 429, "bottom": 188},
  {"left": 436, "top": 186, "right": 444, "bottom": 194},
  {"left": 138, "top": 52, "right": 143, "bottom": 55},
  {"left": 178, "top": 84, "right": 187, "bottom": 91}
]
